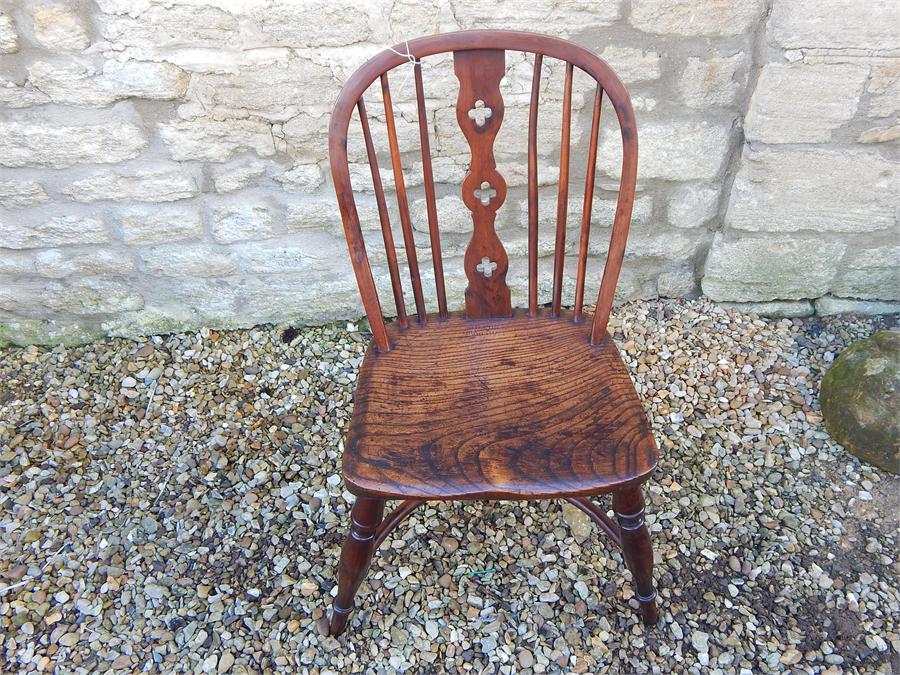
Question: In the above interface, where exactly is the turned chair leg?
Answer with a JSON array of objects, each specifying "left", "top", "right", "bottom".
[
  {"left": 329, "top": 496, "right": 385, "bottom": 636},
  {"left": 613, "top": 485, "right": 658, "bottom": 625}
]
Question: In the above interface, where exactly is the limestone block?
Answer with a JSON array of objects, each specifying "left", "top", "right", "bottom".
[
  {"left": 159, "top": 118, "right": 275, "bottom": 162},
  {"left": 867, "top": 62, "right": 900, "bottom": 119},
  {"left": 284, "top": 199, "right": 345, "bottom": 233},
  {"left": 770, "top": 0, "right": 900, "bottom": 51},
  {"left": 859, "top": 125, "right": 900, "bottom": 144},
  {"left": 0, "top": 180, "right": 49, "bottom": 208},
  {"left": 815, "top": 297, "right": 900, "bottom": 316},
  {"left": 274, "top": 163, "right": 324, "bottom": 193},
  {"left": 830, "top": 246, "right": 900, "bottom": 301},
  {"left": 141, "top": 244, "right": 237, "bottom": 278},
  {"left": 679, "top": 53, "right": 748, "bottom": 109},
  {"left": 34, "top": 248, "right": 133, "bottom": 279},
  {"left": 745, "top": 63, "right": 868, "bottom": 143},
  {"left": 668, "top": 184, "right": 720, "bottom": 229},
  {"left": 182, "top": 56, "right": 335, "bottom": 123},
  {"left": 657, "top": 265, "right": 699, "bottom": 298},
  {"left": 43, "top": 277, "right": 144, "bottom": 315},
  {"left": 702, "top": 233, "right": 846, "bottom": 301},
  {"left": 212, "top": 160, "right": 268, "bottom": 194},
  {"left": 27, "top": 60, "right": 188, "bottom": 107},
  {"left": 725, "top": 147, "right": 898, "bottom": 233},
  {"left": 1, "top": 214, "right": 108, "bottom": 249},
  {"left": 598, "top": 46, "right": 662, "bottom": 84},
  {"left": 0, "top": 12, "right": 18, "bottom": 53},
  {"left": 450, "top": 0, "right": 621, "bottom": 35},
  {"left": 117, "top": 205, "right": 203, "bottom": 245},
  {"left": 0, "top": 77, "right": 50, "bottom": 108},
  {"left": 631, "top": 0, "right": 765, "bottom": 36},
  {"left": 600, "top": 119, "right": 733, "bottom": 182},
  {"left": 211, "top": 204, "right": 275, "bottom": 243},
  {"left": 0, "top": 115, "right": 146, "bottom": 168},
  {"left": 719, "top": 300, "right": 815, "bottom": 318},
  {"left": 235, "top": 233, "right": 347, "bottom": 274},
  {"left": 63, "top": 167, "right": 199, "bottom": 203},
  {"left": 251, "top": 0, "right": 379, "bottom": 48},
  {"left": 31, "top": 5, "right": 90, "bottom": 51}
]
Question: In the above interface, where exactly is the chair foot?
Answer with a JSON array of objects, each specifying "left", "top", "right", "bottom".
[
  {"left": 613, "top": 485, "right": 659, "bottom": 626},
  {"left": 329, "top": 496, "right": 384, "bottom": 636}
]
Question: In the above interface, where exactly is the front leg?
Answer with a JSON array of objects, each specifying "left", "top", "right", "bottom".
[
  {"left": 613, "top": 485, "right": 658, "bottom": 625},
  {"left": 329, "top": 496, "right": 385, "bottom": 636}
]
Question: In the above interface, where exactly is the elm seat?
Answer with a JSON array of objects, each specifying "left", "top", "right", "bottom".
[{"left": 344, "top": 309, "right": 658, "bottom": 500}]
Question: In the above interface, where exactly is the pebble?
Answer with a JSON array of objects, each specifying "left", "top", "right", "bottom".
[{"left": 0, "top": 299, "right": 895, "bottom": 673}]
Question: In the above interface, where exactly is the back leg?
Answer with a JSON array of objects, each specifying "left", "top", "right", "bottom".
[
  {"left": 329, "top": 496, "right": 385, "bottom": 636},
  {"left": 613, "top": 485, "right": 658, "bottom": 624}
]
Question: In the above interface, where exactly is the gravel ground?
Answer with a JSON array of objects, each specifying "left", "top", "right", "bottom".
[{"left": 1, "top": 298, "right": 898, "bottom": 674}]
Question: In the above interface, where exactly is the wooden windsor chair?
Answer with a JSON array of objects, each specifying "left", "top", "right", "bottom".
[{"left": 326, "top": 30, "right": 658, "bottom": 636}]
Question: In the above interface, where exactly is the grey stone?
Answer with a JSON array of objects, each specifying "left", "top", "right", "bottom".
[
  {"left": 211, "top": 204, "right": 276, "bottom": 243},
  {"left": 159, "top": 118, "right": 275, "bottom": 163},
  {"left": 830, "top": 246, "right": 900, "bottom": 300},
  {"left": 771, "top": 0, "right": 900, "bottom": 51},
  {"left": 34, "top": 248, "right": 133, "bottom": 279},
  {"left": 820, "top": 331, "right": 899, "bottom": 474},
  {"left": 679, "top": 53, "right": 748, "bottom": 109},
  {"left": 0, "top": 116, "right": 147, "bottom": 168},
  {"left": 213, "top": 160, "right": 268, "bottom": 194},
  {"left": 745, "top": 63, "right": 868, "bottom": 143},
  {"left": 63, "top": 167, "right": 199, "bottom": 203},
  {"left": 658, "top": 266, "right": 699, "bottom": 298},
  {"left": 668, "top": 184, "right": 720, "bottom": 229},
  {"left": 274, "top": 164, "right": 324, "bottom": 193},
  {"left": 725, "top": 147, "right": 898, "bottom": 233},
  {"left": 0, "top": 12, "right": 17, "bottom": 53},
  {"left": 702, "top": 233, "right": 846, "bottom": 302},
  {"left": 720, "top": 300, "right": 815, "bottom": 318},
  {"left": 117, "top": 205, "right": 203, "bottom": 245},
  {"left": 814, "top": 297, "right": 900, "bottom": 316},
  {"left": 598, "top": 46, "right": 661, "bottom": 83},
  {"left": 631, "top": 0, "right": 765, "bottom": 36},
  {"left": 141, "top": 244, "right": 237, "bottom": 278},
  {"left": 0, "top": 180, "right": 49, "bottom": 208},
  {"left": 866, "top": 62, "right": 900, "bottom": 118},
  {"left": 1, "top": 214, "right": 108, "bottom": 250}
]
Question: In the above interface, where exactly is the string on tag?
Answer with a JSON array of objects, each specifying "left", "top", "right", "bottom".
[{"left": 387, "top": 40, "right": 422, "bottom": 94}]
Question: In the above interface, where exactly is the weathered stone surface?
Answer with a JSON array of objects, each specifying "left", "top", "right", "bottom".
[
  {"left": 702, "top": 233, "right": 846, "bottom": 302},
  {"left": 0, "top": 12, "right": 17, "bottom": 53},
  {"left": 159, "top": 118, "right": 275, "bottom": 162},
  {"left": 830, "top": 246, "right": 900, "bottom": 301},
  {"left": 720, "top": 300, "right": 815, "bottom": 318},
  {"left": 285, "top": 200, "right": 344, "bottom": 233},
  {"left": 235, "top": 233, "right": 347, "bottom": 274},
  {"left": 63, "top": 168, "right": 199, "bottom": 203},
  {"left": 280, "top": 111, "right": 340, "bottom": 162},
  {"left": 451, "top": 0, "right": 621, "bottom": 35},
  {"left": 31, "top": 5, "right": 90, "bottom": 51},
  {"left": 815, "top": 297, "right": 900, "bottom": 316},
  {"left": 274, "top": 164, "right": 324, "bottom": 193},
  {"left": 668, "top": 184, "right": 720, "bottom": 229},
  {"left": 0, "top": 116, "right": 147, "bottom": 168},
  {"left": 34, "top": 248, "right": 133, "bottom": 279},
  {"left": 27, "top": 59, "right": 188, "bottom": 107},
  {"left": 679, "top": 53, "right": 747, "bottom": 109},
  {"left": 251, "top": 0, "right": 378, "bottom": 48},
  {"left": 631, "top": 0, "right": 764, "bottom": 36},
  {"left": 820, "top": 331, "right": 899, "bottom": 474},
  {"left": 657, "top": 265, "right": 698, "bottom": 298},
  {"left": 213, "top": 160, "right": 268, "bottom": 194},
  {"left": 601, "top": 119, "right": 733, "bottom": 181},
  {"left": 745, "top": 64, "right": 868, "bottom": 143},
  {"left": 725, "top": 147, "right": 899, "bottom": 233},
  {"left": 515, "top": 195, "right": 654, "bottom": 232},
  {"left": 35, "top": 277, "right": 144, "bottom": 315},
  {"left": 866, "top": 62, "right": 900, "bottom": 119},
  {"left": 141, "top": 244, "right": 237, "bottom": 278},
  {"left": 598, "top": 46, "right": 661, "bottom": 84},
  {"left": 212, "top": 204, "right": 276, "bottom": 243},
  {"left": 0, "top": 76, "right": 50, "bottom": 107},
  {"left": 858, "top": 125, "right": 900, "bottom": 144},
  {"left": 117, "top": 205, "right": 203, "bottom": 245},
  {"left": 770, "top": 0, "right": 900, "bottom": 51},
  {"left": 1, "top": 214, "right": 107, "bottom": 249},
  {"left": 0, "top": 180, "right": 49, "bottom": 208}
]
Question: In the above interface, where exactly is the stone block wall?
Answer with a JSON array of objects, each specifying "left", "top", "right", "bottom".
[{"left": 0, "top": 0, "right": 896, "bottom": 345}]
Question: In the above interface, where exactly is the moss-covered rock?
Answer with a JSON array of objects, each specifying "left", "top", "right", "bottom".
[{"left": 820, "top": 331, "right": 899, "bottom": 474}]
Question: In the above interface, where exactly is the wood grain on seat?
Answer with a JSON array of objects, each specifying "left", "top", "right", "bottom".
[{"left": 345, "top": 309, "right": 657, "bottom": 500}]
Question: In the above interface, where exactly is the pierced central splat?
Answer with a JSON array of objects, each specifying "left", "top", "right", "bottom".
[
  {"left": 476, "top": 256, "right": 498, "bottom": 278},
  {"left": 467, "top": 99, "right": 493, "bottom": 127},
  {"left": 473, "top": 181, "right": 497, "bottom": 206}
]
